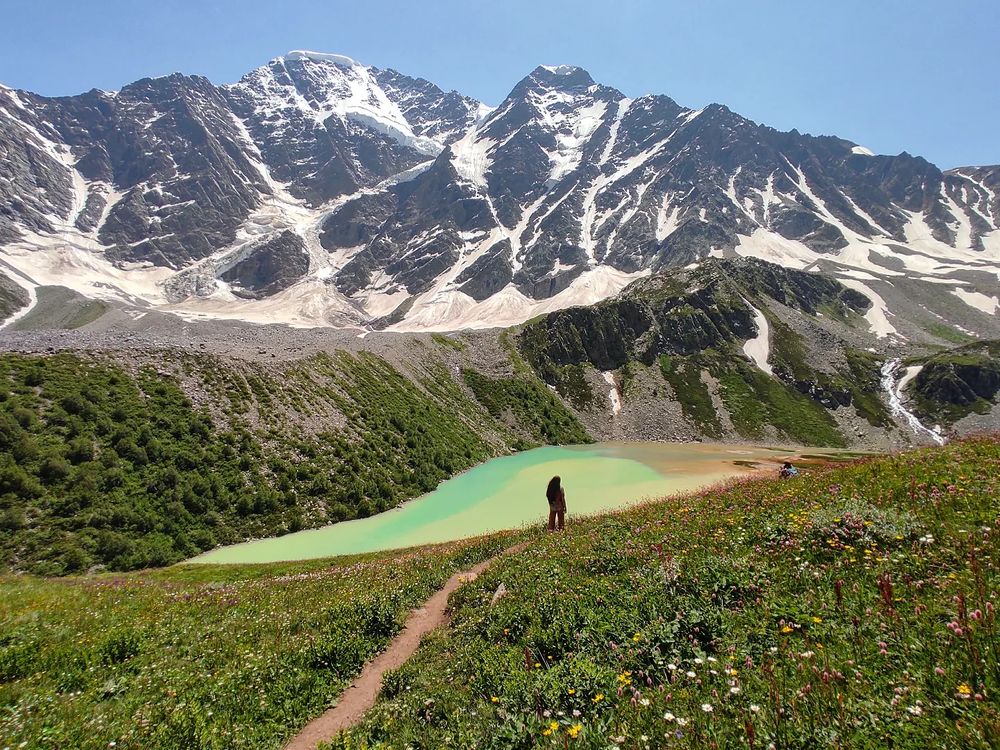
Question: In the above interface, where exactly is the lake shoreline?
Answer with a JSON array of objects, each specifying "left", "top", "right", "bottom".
[{"left": 188, "top": 441, "right": 836, "bottom": 566}]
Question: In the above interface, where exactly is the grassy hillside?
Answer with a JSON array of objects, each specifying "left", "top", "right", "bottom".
[
  {"left": 330, "top": 437, "right": 1000, "bottom": 749},
  {"left": 0, "top": 536, "right": 510, "bottom": 750},
  {"left": 0, "top": 349, "right": 589, "bottom": 575},
  {"left": 2, "top": 438, "right": 996, "bottom": 749}
]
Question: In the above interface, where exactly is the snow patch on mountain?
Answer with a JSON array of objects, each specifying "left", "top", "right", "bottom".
[
  {"left": 952, "top": 288, "right": 999, "bottom": 314},
  {"left": 741, "top": 298, "right": 773, "bottom": 375},
  {"left": 285, "top": 50, "right": 359, "bottom": 67},
  {"left": 838, "top": 278, "right": 899, "bottom": 339}
]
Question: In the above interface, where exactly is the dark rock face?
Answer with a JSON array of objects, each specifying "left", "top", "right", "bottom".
[
  {"left": 518, "top": 257, "right": 871, "bottom": 373},
  {"left": 219, "top": 231, "right": 309, "bottom": 299},
  {"left": 912, "top": 342, "right": 1000, "bottom": 418},
  {"left": 0, "top": 271, "right": 29, "bottom": 319},
  {"left": 1, "top": 54, "right": 998, "bottom": 328}
]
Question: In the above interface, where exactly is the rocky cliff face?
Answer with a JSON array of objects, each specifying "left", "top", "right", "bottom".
[{"left": 0, "top": 54, "right": 998, "bottom": 338}]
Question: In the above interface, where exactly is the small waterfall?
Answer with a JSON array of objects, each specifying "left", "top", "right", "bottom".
[{"left": 881, "top": 358, "right": 945, "bottom": 445}]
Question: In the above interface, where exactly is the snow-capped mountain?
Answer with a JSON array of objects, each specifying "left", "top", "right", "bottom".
[{"left": 1, "top": 53, "right": 998, "bottom": 337}]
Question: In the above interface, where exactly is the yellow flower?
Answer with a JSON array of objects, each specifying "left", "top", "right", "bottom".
[
  {"left": 549, "top": 721, "right": 559, "bottom": 731},
  {"left": 781, "top": 625, "right": 793, "bottom": 634},
  {"left": 812, "top": 616, "right": 823, "bottom": 624},
  {"left": 490, "top": 696, "right": 499, "bottom": 703},
  {"left": 542, "top": 728, "right": 552, "bottom": 736},
  {"left": 633, "top": 633, "right": 642, "bottom": 642},
  {"left": 957, "top": 683, "right": 972, "bottom": 696},
  {"left": 567, "top": 724, "right": 582, "bottom": 739},
  {"left": 592, "top": 693, "right": 604, "bottom": 703},
  {"left": 534, "top": 662, "right": 541, "bottom": 668},
  {"left": 568, "top": 689, "right": 576, "bottom": 695}
]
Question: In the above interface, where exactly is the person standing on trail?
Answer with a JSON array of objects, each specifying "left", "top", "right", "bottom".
[{"left": 546, "top": 475, "right": 566, "bottom": 531}]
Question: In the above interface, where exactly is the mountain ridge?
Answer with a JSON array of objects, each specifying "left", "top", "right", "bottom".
[{"left": 0, "top": 51, "right": 997, "bottom": 340}]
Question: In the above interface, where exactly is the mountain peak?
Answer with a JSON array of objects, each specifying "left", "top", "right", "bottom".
[
  {"left": 283, "top": 50, "right": 363, "bottom": 68},
  {"left": 530, "top": 64, "right": 594, "bottom": 87}
]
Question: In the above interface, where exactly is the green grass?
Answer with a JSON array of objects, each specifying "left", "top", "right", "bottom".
[
  {"left": 431, "top": 333, "right": 467, "bottom": 352},
  {"left": 328, "top": 436, "right": 1000, "bottom": 749},
  {"left": 715, "top": 357, "right": 847, "bottom": 447},
  {"left": 461, "top": 368, "right": 591, "bottom": 448},
  {"left": 0, "top": 536, "right": 509, "bottom": 750},
  {"left": 921, "top": 321, "right": 978, "bottom": 346},
  {"left": 658, "top": 355, "right": 722, "bottom": 438}
]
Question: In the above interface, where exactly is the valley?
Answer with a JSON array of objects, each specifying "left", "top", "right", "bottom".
[{"left": 0, "top": 38, "right": 998, "bottom": 750}]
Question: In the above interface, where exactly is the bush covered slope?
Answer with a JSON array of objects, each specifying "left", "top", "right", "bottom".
[
  {"left": 0, "top": 348, "right": 588, "bottom": 574},
  {"left": 332, "top": 437, "right": 1000, "bottom": 749}
]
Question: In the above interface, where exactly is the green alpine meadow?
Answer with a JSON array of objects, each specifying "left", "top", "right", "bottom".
[
  {"left": 2, "top": 437, "right": 998, "bottom": 748},
  {"left": 2, "top": 6, "right": 1000, "bottom": 749}
]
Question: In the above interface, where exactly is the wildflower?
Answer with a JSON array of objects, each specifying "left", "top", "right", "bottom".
[
  {"left": 618, "top": 671, "right": 632, "bottom": 685},
  {"left": 780, "top": 626, "right": 793, "bottom": 634},
  {"left": 686, "top": 670, "right": 696, "bottom": 678},
  {"left": 663, "top": 712, "right": 676, "bottom": 722},
  {"left": 935, "top": 667, "right": 945, "bottom": 676},
  {"left": 749, "top": 704, "right": 760, "bottom": 713},
  {"left": 811, "top": 616, "right": 823, "bottom": 624},
  {"left": 907, "top": 705, "right": 923, "bottom": 716},
  {"left": 567, "top": 724, "right": 582, "bottom": 738},
  {"left": 567, "top": 689, "right": 576, "bottom": 695},
  {"left": 730, "top": 686, "right": 740, "bottom": 694},
  {"left": 633, "top": 633, "right": 642, "bottom": 642},
  {"left": 490, "top": 696, "right": 499, "bottom": 703},
  {"left": 701, "top": 703, "right": 714, "bottom": 712},
  {"left": 676, "top": 718, "right": 689, "bottom": 726},
  {"left": 957, "top": 683, "right": 972, "bottom": 697},
  {"left": 592, "top": 693, "right": 604, "bottom": 703},
  {"left": 667, "top": 663, "right": 677, "bottom": 671},
  {"left": 542, "top": 728, "right": 553, "bottom": 737},
  {"left": 694, "top": 657, "right": 704, "bottom": 665},
  {"left": 640, "top": 698, "right": 650, "bottom": 706},
  {"left": 549, "top": 721, "right": 559, "bottom": 731}
]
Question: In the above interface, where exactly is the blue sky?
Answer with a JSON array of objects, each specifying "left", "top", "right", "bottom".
[{"left": 1, "top": 0, "right": 996, "bottom": 168}]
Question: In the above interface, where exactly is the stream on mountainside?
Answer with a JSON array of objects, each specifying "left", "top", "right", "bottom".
[
  {"left": 881, "top": 359, "right": 945, "bottom": 446},
  {"left": 190, "top": 442, "right": 808, "bottom": 565}
]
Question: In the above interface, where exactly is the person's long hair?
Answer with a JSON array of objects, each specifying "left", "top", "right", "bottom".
[{"left": 546, "top": 475, "right": 561, "bottom": 503}]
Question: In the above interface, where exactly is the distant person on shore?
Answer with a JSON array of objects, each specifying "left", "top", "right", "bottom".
[
  {"left": 779, "top": 461, "right": 799, "bottom": 479},
  {"left": 546, "top": 475, "right": 566, "bottom": 531}
]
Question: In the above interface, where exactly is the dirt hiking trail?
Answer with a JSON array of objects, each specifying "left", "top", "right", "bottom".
[{"left": 284, "top": 541, "right": 528, "bottom": 750}]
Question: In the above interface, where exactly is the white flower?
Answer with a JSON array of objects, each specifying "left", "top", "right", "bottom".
[
  {"left": 730, "top": 686, "right": 741, "bottom": 694},
  {"left": 667, "top": 663, "right": 677, "bottom": 671},
  {"left": 686, "top": 670, "right": 697, "bottom": 678},
  {"left": 694, "top": 657, "right": 704, "bottom": 665},
  {"left": 701, "top": 703, "right": 714, "bottom": 712},
  {"left": 639, "top": 698, "right": 650, "bottom": 706},
  {"left": 707, "top": 656, "right": 717, "bottom": 663},
  {"left": 663, "top": 712, "right": 676, "bottom": 722},
  {"left": 750, "top": 704, "right": 760, "bottom": 713},
  {"left": 676, "top": 717, "right": 689, "bottom": 726},
  {"left": 799, "top": 651, "right": 815, "bottom": 659},
  {"left": 907, "top": 705, "right": 923, "bottom": 716}
]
